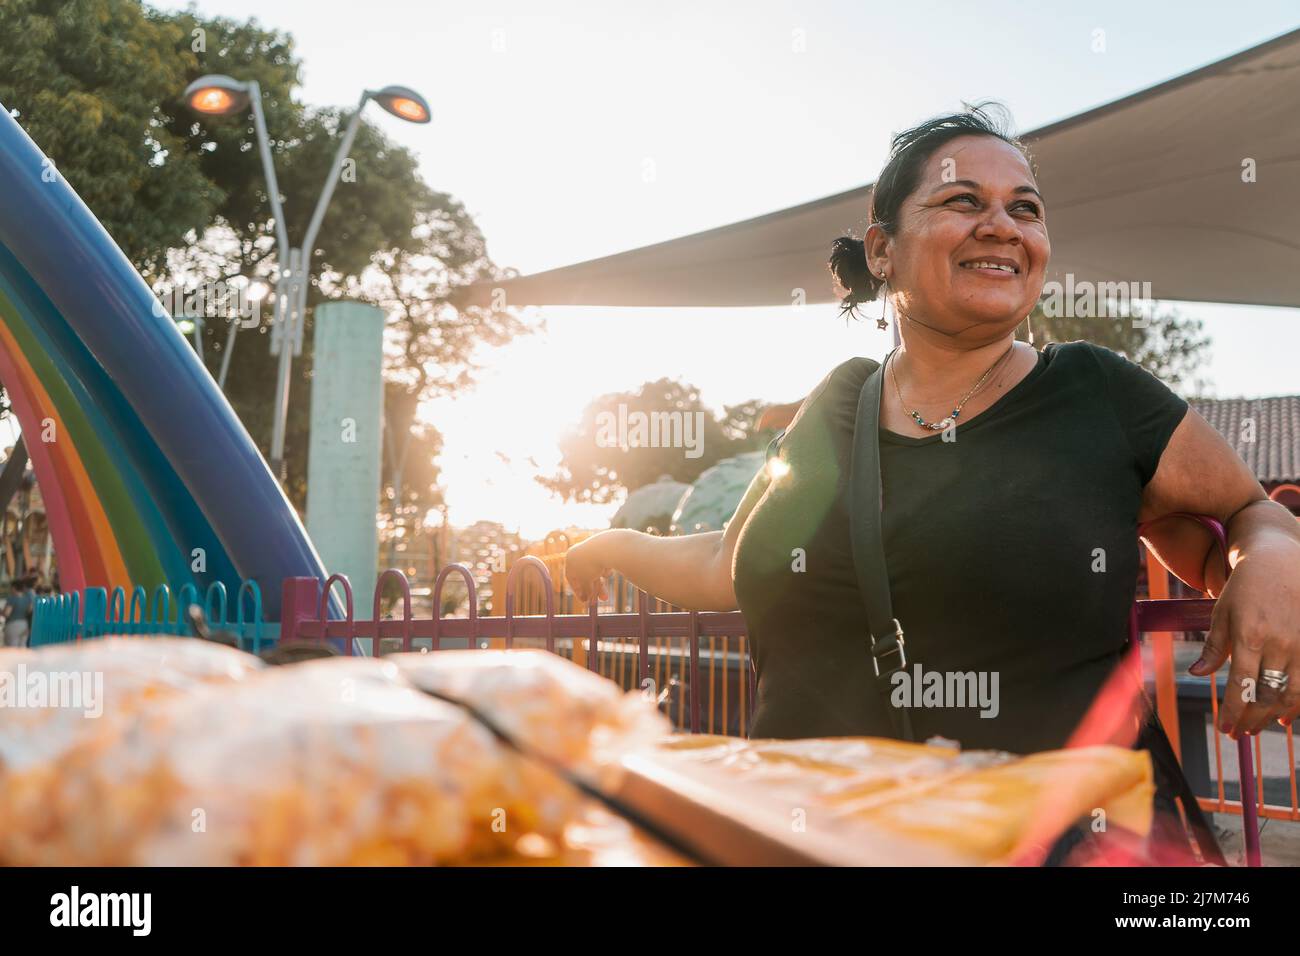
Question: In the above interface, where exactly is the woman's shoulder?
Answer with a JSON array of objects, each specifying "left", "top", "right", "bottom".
[
  {"left": 1040, "top": 338, "right": 1143, "bottom": 370},
  {"left": 1040, "top": 338, "right": 1108, "bottom": 368},
  {"left": 794, "top": 356, "right": 878, "bottom": 421},
  {"left": 823, "top": 354, "right": 881, "bottom": 392},
  {"left": 1040, "top": 339, "right": 1179, "bottom": 391},
  {"left": 766, "top": 356, "right": 878, "bottom": 456}
]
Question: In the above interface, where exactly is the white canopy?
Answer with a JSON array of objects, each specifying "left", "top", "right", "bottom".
[{"left": 456, "top": 28, "right": 1300, "bottom": 311}]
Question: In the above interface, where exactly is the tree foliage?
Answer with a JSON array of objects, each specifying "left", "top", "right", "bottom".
[
  {"left": 1026, "top": 303, "right": 1211, "bottom": 395},
  {"left": 0, "top": 0, "right": 529, "bottom": 535},
  {"left": 539, "top": 379, "right": 775, "bottom": 504},
  {"left": 0, "top": 0, "right": 218, "bottom": 277}
]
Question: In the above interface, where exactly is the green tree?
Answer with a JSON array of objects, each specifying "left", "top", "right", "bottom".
[
  {"left": 379, "top": 381, "right": 444, "bottom": 570},
  {"left": 1025, "top": 303, "right": 1211, "bottom": 395},
  {"left": 154, "top": 10, "right": 528, "bottom": 522},
  {"left": 540, "top": 379, "right": 773, "bottom": 504},
  {"left": 0, "top": 1, "right": 530, "bottom": 542},
  {"left": 0, "top": 0, "right": 218, "bottom": 277},
  {"left": 360, "top": 209, "right": 523, "bottom": 543},
  {"left": 717, "top": 398, "right": 773, "bottom": 447}
]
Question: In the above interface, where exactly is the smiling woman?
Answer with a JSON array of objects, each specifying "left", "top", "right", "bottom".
[
  {"left": 565, "top": 101, "right": 1300, "bottom": 864},
  {"left": 829, "top": 106, "right": 1047, "bottom": 338}
]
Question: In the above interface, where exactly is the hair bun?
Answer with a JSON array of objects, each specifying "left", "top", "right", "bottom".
[{"left": 828, "top": 236, "right": 881, "bottom": 319}]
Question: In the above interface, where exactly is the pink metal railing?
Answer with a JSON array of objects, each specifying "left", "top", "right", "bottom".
[
  {"left": 283, "top": 558, "right": 755, "bottom": 735},
  {"left": 1138, "top": 514, "right": 1298, "bottom": 866},
  {"left": 281, "top": 551, "right": 1293, "bottom": 848}
]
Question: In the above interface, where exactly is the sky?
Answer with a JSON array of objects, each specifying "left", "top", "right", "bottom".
[{"left": 163, "top": 0, "right": 1300, "bottom": 538}]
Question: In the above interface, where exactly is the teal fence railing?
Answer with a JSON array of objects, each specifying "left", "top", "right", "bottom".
[{"left": 30, "top": 579, "right": 270, "bottom": 652}]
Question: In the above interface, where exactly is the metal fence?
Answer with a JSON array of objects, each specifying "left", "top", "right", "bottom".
[
  {"left": 282, "top": 559, "right": 757, "bottom": 736},
  {"left": 32, "top": 579, "right": 269, "bottom": 651},
  {"left": 27, "top": 557, "right": 1299, "bottom": 828}
]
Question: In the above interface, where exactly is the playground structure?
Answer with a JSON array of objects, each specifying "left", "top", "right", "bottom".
[{"left": 0, "top": 106, "right": 330, "bottom": 617}]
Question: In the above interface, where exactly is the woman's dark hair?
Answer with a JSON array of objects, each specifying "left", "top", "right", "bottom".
[{"left": 829, "top": 101, "right": 1031, "bottom": 319}]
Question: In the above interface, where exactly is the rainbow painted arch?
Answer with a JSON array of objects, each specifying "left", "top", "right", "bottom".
[{"left": 0, "top": 105, "right": 328, "bottom": 618}]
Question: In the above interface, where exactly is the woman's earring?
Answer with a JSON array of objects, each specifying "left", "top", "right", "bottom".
[{"left": 876, "top": 272, "right": 890, "bottom": 331}]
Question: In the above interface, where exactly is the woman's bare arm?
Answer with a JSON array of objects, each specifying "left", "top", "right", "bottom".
[
  {"left": 564, "top": 464, "right": 773, "bottom": 611},
  {"left": 1138, "top": 407, "right": 1300, "bottom": 732},
  {"left": 1138, "top": 409, "right": 1272, "bottom": 596}
]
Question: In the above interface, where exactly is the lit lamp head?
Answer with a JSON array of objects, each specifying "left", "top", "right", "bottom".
[
  {"left": 183, "top": 75, "right": 252, "bottom": 116},
  {"left": 370, "top": 85, "right": 432, "bottom": 124}
]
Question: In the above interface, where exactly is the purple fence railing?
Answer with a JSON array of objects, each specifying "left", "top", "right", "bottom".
[
  {"left": 281, "top": 556, "right": 1296, "bottom": 852},
  {"left": 284, "top": 559, "right": 758, "bottom": 736}
]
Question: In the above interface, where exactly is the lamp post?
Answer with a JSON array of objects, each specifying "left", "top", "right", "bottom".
[
  {"left": 183, "top": 76, "right": 431, "bottom": 481},
  {"left": 173, "top": 315, "right": 205, "bottom": 361}
]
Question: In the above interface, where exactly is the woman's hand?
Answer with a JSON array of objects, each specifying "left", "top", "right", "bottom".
[
  {"left": 1139, "top": 410, "right": 1300, "bottom": 738},
  {"left": 564, "top": 533, "right": 612, "bottom": 605},
  {"left": 1191, "top": 531, "right": 1300, "bottom": 737}
]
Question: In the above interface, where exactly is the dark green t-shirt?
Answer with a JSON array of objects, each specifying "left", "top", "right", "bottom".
[{"left": 732, "top": 341, "right": 1189, "bottom": 753}]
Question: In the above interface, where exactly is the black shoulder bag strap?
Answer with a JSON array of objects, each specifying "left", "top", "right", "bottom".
[{"left": 847, "top": 350, "right": 914, "bottom": 742}]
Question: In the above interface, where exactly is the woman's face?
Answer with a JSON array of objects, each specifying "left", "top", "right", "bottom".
[{"left": 873, "top": 135, "right": 1049, "bottom": 339}]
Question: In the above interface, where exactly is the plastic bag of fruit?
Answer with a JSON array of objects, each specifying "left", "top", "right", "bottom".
[
  {"left": 388, "top": 649, "right": 672, "bottom": 776},
  {"left": 2, "top": 643, "right": 672, "bottom": 865},
  {"left": 3, "top": 656, "right": 522, "bottom": 865},
  {"left": 0, "top": 638, "right": 263, "bottom": 771},
  {"left": 0, "top": 637, "right": 265, "bottom": 861}
]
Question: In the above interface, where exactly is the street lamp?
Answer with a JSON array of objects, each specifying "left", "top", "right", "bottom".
[
  {"left": 184, "top": 74, "right": 249, "bottom": 114},
  {"left": 371, "top": 86, "right": 432, "bottom": 124},
  {"left": 184, "top": 75, "right": 430, "bottom": 481},
  {"left": 184, "top": 76, "right": 291, "bottom": 263},
  {"left": 183, "top": 75, "right": 292, "bottom": 405},
  {"left": 173, "top": 315, "right": 205, "bottom": 361}
]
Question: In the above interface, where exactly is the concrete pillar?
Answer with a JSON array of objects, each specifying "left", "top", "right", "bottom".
[{"left": 306, "top": 301, "right": 384, "bottom": 605}]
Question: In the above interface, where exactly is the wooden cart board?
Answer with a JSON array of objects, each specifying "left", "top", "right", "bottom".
[
  {"left": 614, "top": 747, "right": 974, "bottom": 866},
  {"left": 612, "top": 735, "right": 1155, "bottom": 867}
]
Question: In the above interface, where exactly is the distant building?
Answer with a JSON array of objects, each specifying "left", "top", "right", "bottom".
[
  {"left": 1190, "top": 395, "right": 1300, "bottom": 513},
  {"left": 1139, "top": 394, "right": 1300, "bottom": 602}
]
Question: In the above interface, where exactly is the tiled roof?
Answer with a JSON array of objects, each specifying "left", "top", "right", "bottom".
[{"left": 1189, "top": 395, "right": 1300, "bottom": 485}]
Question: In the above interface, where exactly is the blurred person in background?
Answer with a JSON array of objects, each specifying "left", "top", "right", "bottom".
[{"left": 3, "top": 573, "right": 35, "bottom": 647}]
